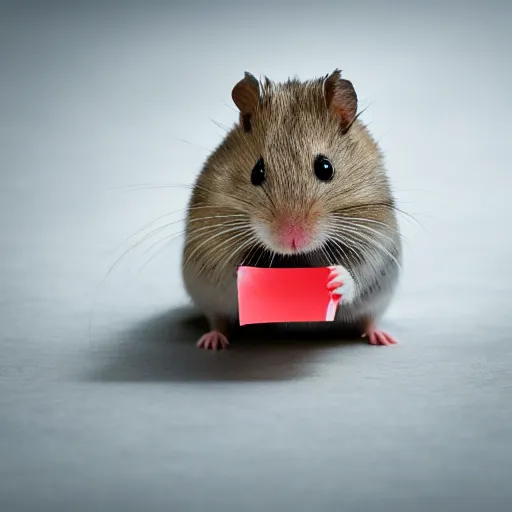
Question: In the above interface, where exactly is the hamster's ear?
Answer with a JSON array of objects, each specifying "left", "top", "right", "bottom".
[
  {"left": 232, "top": 72, "right": 260, "bottom": 132},
  {"left": 323, "top": 69, "right": 358, "bottom": 133}
]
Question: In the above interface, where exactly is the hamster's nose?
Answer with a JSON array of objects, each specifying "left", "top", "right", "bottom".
[{"left": 276, "top": 219, "right": 313, "bottom": 252}]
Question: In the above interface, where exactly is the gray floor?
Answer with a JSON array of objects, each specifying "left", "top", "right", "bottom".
[{"left": 1, "top": 1, "right": 512, "bottom": 511}]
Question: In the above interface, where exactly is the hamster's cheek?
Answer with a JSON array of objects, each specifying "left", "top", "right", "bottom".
[{"left": 250, "top": 219, "right": 273, "bottom": 249}]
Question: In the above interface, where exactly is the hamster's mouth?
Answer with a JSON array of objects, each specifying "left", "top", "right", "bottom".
[
  {"left": 240, "top": 247, "right": 314, "bottom": 269},
  {"left": 239, "top": 240, "right": 348, "bottom": 269}
]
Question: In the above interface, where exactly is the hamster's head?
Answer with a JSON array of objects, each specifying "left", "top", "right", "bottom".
[{"left": 196, "top": 70, "right": 396, "bottom": 259}]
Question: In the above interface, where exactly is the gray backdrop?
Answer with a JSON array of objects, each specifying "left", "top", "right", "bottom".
[{"left": 1, "top": 1, "right": 511, "bottom": 511}]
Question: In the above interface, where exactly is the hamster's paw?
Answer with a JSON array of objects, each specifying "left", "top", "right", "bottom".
[
  {"left": 327, "top": 265, "right": 356, "bottom": 304},
  {"left": 363, "top": 328, "right": 398, "bottom": 346},
  {"left": 197, "top": 331, "right": 229, "bottom": 350}
]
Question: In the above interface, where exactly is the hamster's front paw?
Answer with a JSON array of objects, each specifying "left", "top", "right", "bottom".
[
  {"left": 327, "top": 265, "right": 356, "bottom": 304},
  {"left": 197, "top": 331, "right": 229, "bottom": 350}
]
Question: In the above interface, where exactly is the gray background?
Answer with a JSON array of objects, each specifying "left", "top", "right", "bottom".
[{"left": 1, "top": 0, "right": 511, "bottom": 511}]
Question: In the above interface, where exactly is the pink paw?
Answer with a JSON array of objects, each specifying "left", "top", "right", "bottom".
[
  {"left": 327, "top": 265, "right": 356, "bottom": 304},
  {"left": 196, "top": 331, "right": 229, "bottom": 350},
  {"left": 363, "top": 328, "right": 398, "bottom": 346}
]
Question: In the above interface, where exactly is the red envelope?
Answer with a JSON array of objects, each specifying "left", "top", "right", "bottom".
[{"left": 237, "top": 266, "right": 339, "bottom": 326}]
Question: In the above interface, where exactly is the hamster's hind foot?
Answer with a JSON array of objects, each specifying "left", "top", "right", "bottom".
[
  {"left": 197, "top": 331, "right": 229, "bottom": 350},
  {"left": 363, "top": 327, "right": 397, "bottom": 346}
]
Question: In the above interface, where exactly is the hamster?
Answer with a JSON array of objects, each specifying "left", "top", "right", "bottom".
[{"left": 181, "top": 69, "right": 401, "bottom": 350}]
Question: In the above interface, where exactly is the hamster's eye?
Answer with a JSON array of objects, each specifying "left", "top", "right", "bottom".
[
  {"left": 251, "top": 158, "right": 266, "bottom": 186},
  {"left": 314, "top": 155, "right": 334, "bottom": 182}
]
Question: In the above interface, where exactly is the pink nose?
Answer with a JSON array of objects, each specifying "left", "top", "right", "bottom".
[{"left": 278, "top": 221, "right": 311, "bottom": 251}]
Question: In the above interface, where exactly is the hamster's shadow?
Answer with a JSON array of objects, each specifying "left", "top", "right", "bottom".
[{"left": 86, "top": 306, "right": 366, "bottom": 382}]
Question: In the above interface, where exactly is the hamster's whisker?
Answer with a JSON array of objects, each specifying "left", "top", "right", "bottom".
[
  {"left": 214, "top": 234, "right": 259, "bottom": 279},
  {"left": 188, "top": 204, "right": 245, "bottom": 212},
  {"left": 194, "top": 187, "right": 271, "bottom": 214},
  {"left": 187, "top": 207, "right": 242, "bottom": 215},
  {"left": 325, "top": 229, "right": 381, "bottom": 278},
  {"left": 116, "top": 215, "right": 247, "bottom": 264},
  {"left": 140, "top": 230, "right": 186, "bottom": 258},
  {"left": 330, "top": 214, "right": 397, "bottom": 241},
  {"left": 189, "top": 183, "right": 217, "bottom": 196},
  {"left": 332, "top": 223, "right": 401, "bottom": 270},
  {"left": 344, "top": 219, "right": 413, "bottom": 251},
  {"left": 316, "top": 245, "right": 331, "bottom": 265},
  {"left": 327, "top": 231, "right": 354, "bottom": 265},
  {"left": 187, "top": 220, "right": 252, "bottom": 234},
  {"left": 222, "top": 231, "right": 258, "bottom": 258},
  {"left": 119, "top": 205, "right": 236, "bottom": 251},
  {"left": 110, "top": 217, "right": 249, "bottom": 276},
  {"left": 115, "top": 210, "right": 186, "bottom": 252},
  {"left": 325, "top": 233, "right": 361, "bottom": 267},
  {"left": 175, "top": 138, "right": 212, "bottom": 152},
  {"left": 327, "top": 223, "right": 383, "bottom": 260},
  {"left": 207, "top": 233, "right": 257, "bottom": 282},
  {"left": 240, "top": 240, "right": 264, "bottom": 267},
  {"left": 186, "top": 223, "right": 253, "bottom": 250},
  {"left": 332, "top": 202, "right": 395, "bottom": 215},
  {"left": 136, "top": 232, "right": 188, "bottom": 273},
  {"left": 333, "top": 221, "right": 393, "bottom": 256},
  {"left": 327, "top": 227, "right": 366, "bottom": 263},
  {"left": 327, "top": 245, "right": 341, "bottom": 266},
  {"left": 322, "top": 239, "right": 341, "bottom": 266},
  {"left": 193, "top": 190, "right": 262, "bottom": 214},
  {"left": 325, "top": 228, "right": 372, "bottom": 267},
  {"left": 348, "top": 236, "right": 380, "bottom": 276},
  {"left": 184, "top": 224, "right": 254, "bottom": 268},
  {"left": 117, "top": 207, "right": 245, "bottom": 252},
  {"left": 252, "top": 244, "right": 268, "bottom": 268},
  {"left": 209, "top": 117, "right": 230, "bottom": 132},
  {"left": 208, "top": 231, "right": 254, "bottom": 265},
  {"left": 333, "top": 201, "right": 424, "bottom": 231},
  {"left": 390, "top": 206, "right": 425, "bottom": 230},
  {"left": 338, "top": 220, "right": 402, "bottom": 253},
  {"left": 188, "top": 214, "right": 249, "bottom": 222},
  {"left": 143, "top": 220, "right": 249, "bottom": 262},
  {"left": 107, "top": 222, "right": 186, "bottom": 277},
  {"left": 268, "top": 250, "right": 277, "bottom": 268},
  {"left": 140, "top": 223, "right": 252, "bottom": 275},
  {"left": 330, "top": 214, "right": 396, "bottom": 231},
  {"left": 221, "top": 100, "right": 238, "bottom": 113},
  {"left": 241, "top": 240, "right": 268, "bottom": 268}
]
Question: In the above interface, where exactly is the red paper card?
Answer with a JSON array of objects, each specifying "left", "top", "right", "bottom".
[{"left": 236, "top": 266, "right": 339, "bottom": 326}]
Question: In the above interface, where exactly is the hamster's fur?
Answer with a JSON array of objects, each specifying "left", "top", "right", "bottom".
[{"left": 182, "top": 70, "right": 401, "bottom": 349}]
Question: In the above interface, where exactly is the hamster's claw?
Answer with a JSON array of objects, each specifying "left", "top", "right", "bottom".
[
  {"left": 197, "top": 331, "right": 229, "bottom": 350},
  {"left": 363, "top": 328, "right": 398, "bottom": 346},
  {"left": 327, "top": 265, "right": 356, "bottom": 304}
]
